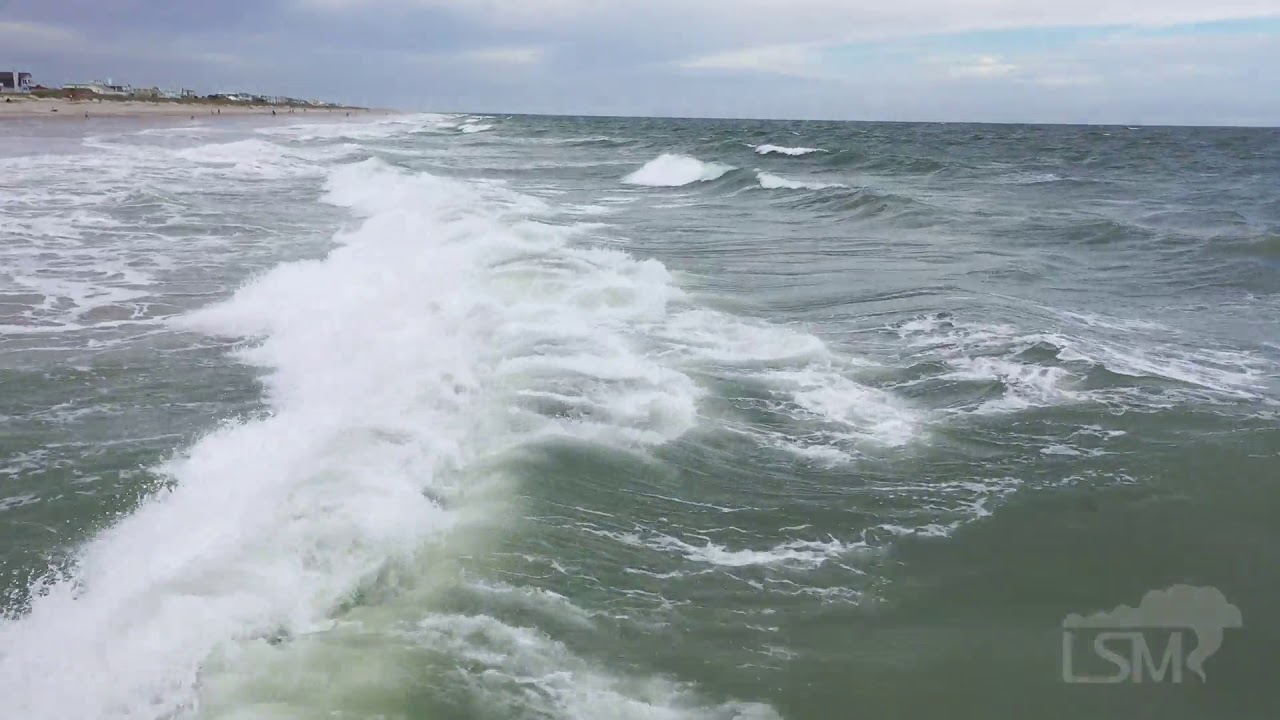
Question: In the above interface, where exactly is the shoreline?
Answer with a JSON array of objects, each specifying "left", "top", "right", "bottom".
[{"left": 0, "top": 97, "right": 383, "bottom": 120}]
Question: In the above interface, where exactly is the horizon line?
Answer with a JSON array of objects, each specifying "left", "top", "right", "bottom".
[{"left": 399, "top": 109, "right": 1280, "bottom": 130}]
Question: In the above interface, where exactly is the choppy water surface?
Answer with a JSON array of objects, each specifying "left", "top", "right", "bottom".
[{"left": 1, "top": 114, "right": 1278, "bottom": 719}]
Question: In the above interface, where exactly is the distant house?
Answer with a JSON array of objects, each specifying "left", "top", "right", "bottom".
[
  {"left": 146, "top": 88, "right": 195, "bottom": 100},
  {"left": 64, "top": 81, "right": 126, "bottom": 96},
  {"left": 0, "top": 70, "right": 33, "bottom": 92},
  {"left": 67, "top": 79, "right": 132, "bottom": 95}
]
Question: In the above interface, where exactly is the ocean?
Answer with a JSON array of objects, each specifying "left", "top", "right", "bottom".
[{"left": 1, "top": 113, "right": 1277, "bottom": 719}]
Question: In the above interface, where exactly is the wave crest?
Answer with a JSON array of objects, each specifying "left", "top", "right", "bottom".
[
  {"left": 755, "top": 144, "right": 825, "bottom": 156},
  {"left": 622, "top": 154, "right": 734, "bottom": 187},
  {"left": 757, "top": 172, "right": 846, "bottom": 191}
]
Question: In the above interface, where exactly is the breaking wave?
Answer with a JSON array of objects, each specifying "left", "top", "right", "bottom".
[
  {"left": 623, "top": 154, "right": 734, "bottom": 187},
  {"left": 755, "top": 145, "right": 825, "bottom": 156},
  {"left": 756, "top": 171, "right": 847, "bottom": 191},
  {"left": 0, "top": 156, "right": 773, "bottom": 718}
]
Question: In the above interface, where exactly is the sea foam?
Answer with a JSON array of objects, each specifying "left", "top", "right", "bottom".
[
  {"left": 623, "top": 154, "right": 733, "bottom": 187},
  {"left": 754, "top": 144, "right": 825, "bottom": 156},
  {"left": 0, "top": 157, "right": 710, "bottom": 718},
  {"left": 757, "top": 171, "right": 846, "bottom": 191}
]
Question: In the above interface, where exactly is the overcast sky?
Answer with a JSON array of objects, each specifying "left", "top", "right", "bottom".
[{"left": 2, "top": 1, "right": 1277, "bottom": 125}]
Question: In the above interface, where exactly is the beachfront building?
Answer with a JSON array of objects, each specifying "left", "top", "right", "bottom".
[
  {"left": 64, "top": 83, "right": 102, "bottom": 94},
  {"left": 0, "top": 71, "right": 33, "bottom": 93},
  {"left": 64, "top": 82, "right": 117, "bottom": 96},
  {"left": 133, "top": 87, "right": 189, "bottom": 100},
  {"left": 64, "top": 80, "right": 132, "bottom": 96}
]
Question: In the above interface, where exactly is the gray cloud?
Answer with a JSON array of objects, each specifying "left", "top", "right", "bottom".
[{"left": 3, "top": 0, "right": 1278, "bottom": 123}]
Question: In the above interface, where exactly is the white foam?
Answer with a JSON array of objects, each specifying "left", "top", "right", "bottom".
[
  {"left": 896, "top": 310, "right": 1272, "bottom": 412},
  {"left": 173, "top": 139, "right": 357, "bottom": 179},
  {"left": 997, "top": 172, "right": 1065, "bottom": 185},
  {"left": 880, "top": 522, "right": 967, "bottom": 539},
  {"left": 0, "top": 158, "right": 713, "bottom": 718},
  {"left": 754, "top": 145, "right": 825, "bottom": 156},
  {"left": 867, "top": 477, "right": 1022, "bottom": 540},
  {"left": 656, "top": 309, "right": 830, "bottom": 366},
  {"left": 1054, "top": 309, "right": 1170, "bottom": 333},
  {"left": 192, "top": 603, "right": 778, "bottom": 719},
  {"left": 772, "top": 368, "right": 919, "bottom": 447},
  {"left": 516, "top": 135, "right": 618, "bottom": 146},
  {"left": 622, "top": 154, "right": 733, "bottom": 187},
  {"left": 756, "top": 171, "right": 846, "bottom": 191},
  {"left": 943, "top": 356, "right": 1077, "bottom": 413},
  {"left": 648, "top": 309, "right": 917, "bottom": 457},
  {"left": 254, "top": 113, "right": 451, "bottom": 141},
  {"left": 1064, "top": 342, "right": 1267, "bottom": 400},
  {"left": 599, "top": 528, "right": 865, "bottom": 569},
  {"left": 0, "top": 129, "right": 359, "bottom": 336},
  {"left": 135, "top": 126, "right": 222, "bottom": 139},
  {"left": 402, "top": 613, "right": 781, "bottom": 720}
]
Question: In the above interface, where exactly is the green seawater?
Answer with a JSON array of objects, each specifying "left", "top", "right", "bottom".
[{"left": 1, "top": 115, "right": 1277, "bottom": 719}]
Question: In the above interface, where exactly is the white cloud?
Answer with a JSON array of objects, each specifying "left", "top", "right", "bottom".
[
  {"left": 296, "top": 0, "right": 1280, "bottom": 42},
  {"left": 294, "top": 0, "right": 1280, "bottom": 88},
  {"left": 1027, "top": 72, "right": 1102, "bottom": 87},
  {"left": 680, "top": 44, "right": 823, "bottom": 77},
  {"left": 194, "top": 52, "right": 253, "bottom": 68},
  {"left": 0, "top": 20, "right": 249, "bottom": 76},
  {"left": 0, "top": 20, "right": 83, "bottom": 48},
  {"left": 11, "top": 0, "right": 1278, "bottom": 123},
  {"left": 949, "top": 55, "right": 1018, "bottom": 78},
  {"left": 454, "top": 46, "right": 546, "bottom": 66},
  {"left": 394, "top": 45, "right": 548, "bottom": 71},
  {"left": 1029, "top": 30, "right": 1279, "bottom": 85}
]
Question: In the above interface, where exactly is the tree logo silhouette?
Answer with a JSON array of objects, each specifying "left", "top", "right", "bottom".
[{"left": 1062, "top": 585, "right": 1242, "bottom": 683}]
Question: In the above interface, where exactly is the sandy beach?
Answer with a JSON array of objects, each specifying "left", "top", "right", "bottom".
[{"left": 0, "top": 96, "right": 374, "bottom": 119}]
